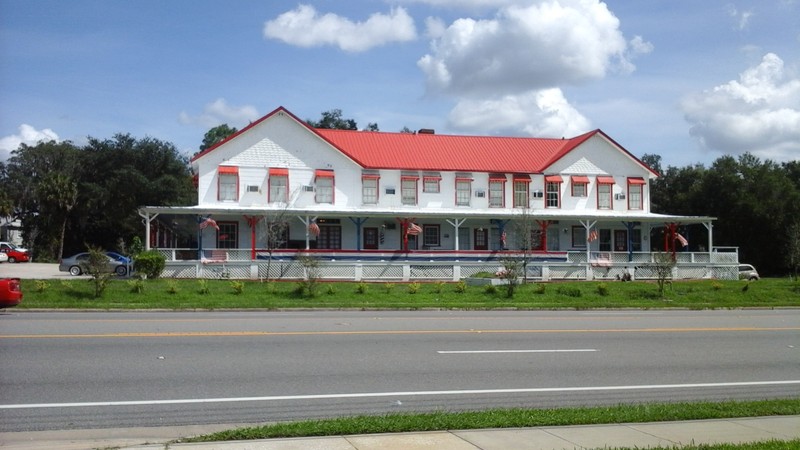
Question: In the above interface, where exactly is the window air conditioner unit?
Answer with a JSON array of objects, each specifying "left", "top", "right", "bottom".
[
  {"left": 475, "top": 189, "right": 485, "bottom": 198},
  {"left": 246, "top": 185, "right": 260, "bottom": 193},
  {"left": 303, "top": 185, "right": 315, "bottom": 192},
  {"left": 615, "top": 193, "right": 626, "bottom": 200},
  {"left": 532, "top": 190, "right": 544, "bottom": 198}
]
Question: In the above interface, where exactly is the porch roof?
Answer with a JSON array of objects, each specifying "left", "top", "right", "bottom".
[{"left": 139, "top": 205, "right": 715, "bottom": 224}]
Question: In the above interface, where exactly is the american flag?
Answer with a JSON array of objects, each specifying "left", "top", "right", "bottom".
[
  {"left": 588, "top": 229, "right": 598, "bottom": 242},
  {"left": 199, "top": 217, "right": 219, "bottom": 231},
  {"left": 406, "top": 223, "right": 422, "bottom": 235},
  {"left": 676, "top": 233, "right": 688, "bottom": 247},
  {"left": 500, "top": 231, "right": 507, "bottom": 247}
]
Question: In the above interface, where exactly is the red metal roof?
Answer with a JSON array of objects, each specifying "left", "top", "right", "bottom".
[
  {"left": 315, "top": 128, "right": 595, "bottom": 174},
  {"left": 192, "top": 106, "right": 658, "bottom": 177}
]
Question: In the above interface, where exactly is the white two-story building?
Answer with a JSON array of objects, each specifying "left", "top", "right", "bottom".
[{"left": 140, "top": 106, "right": 733, "bottom": 281}]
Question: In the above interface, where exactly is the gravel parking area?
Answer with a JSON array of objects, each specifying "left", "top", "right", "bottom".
[{"left": 0, "top": 262, "right": 71, "bottom": 279}]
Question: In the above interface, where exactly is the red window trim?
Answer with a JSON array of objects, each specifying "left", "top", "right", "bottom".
[
  {"left": 269, "top": 167, "right": 289, "bottom": 176},
  {"left": 627, "top": 177, "right": 646, "bottom": 185},
  {"left": 570, "top": 175, "right": 589, "bottom": 183},
  {"left": 218, "top": 166, "right": 238, "bottom": 174},
  {"left": 315, "top": 169, "right": 334, "bottom": 178},
  {"left": 544, "top": 174, "right": 563, "bottom": 183},
  {"left": 597, "top": 176, "right": 615, "bottom": 184}
]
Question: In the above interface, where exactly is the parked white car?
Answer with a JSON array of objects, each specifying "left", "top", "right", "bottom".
[
  {"left": 0, "top": 252, "right": 7, "bottom": 263},
  {"left": 738, "top": 264, "right": 760, "bottom": 281}
]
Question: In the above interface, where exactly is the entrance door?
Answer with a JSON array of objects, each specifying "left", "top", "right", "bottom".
[
  {"left": 614, "top": 229, "right": 628, "bottom": 252},
  {"left": 363, "top": 227, "right": 378, "bottom": 250},
  {"left": 474, "top": 228, "right": 488, "bottom": 250},
  {"left": 318, "top": 226, "right": 342, "bottom": 250},
  {"left": 458, "top": 228, "right": 471, "bottom": 250}
]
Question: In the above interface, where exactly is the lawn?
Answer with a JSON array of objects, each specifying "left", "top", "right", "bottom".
[{"left": 17, "top": 277, "right": 800, "bottom": 310}]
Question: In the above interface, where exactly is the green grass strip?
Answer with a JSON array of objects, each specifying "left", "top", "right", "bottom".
[{"left": 182, "top": 398, "right": 800, "bottom": 442}]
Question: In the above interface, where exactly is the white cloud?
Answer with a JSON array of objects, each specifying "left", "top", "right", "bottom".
[
  {"left": 682, "top": 53, "right": 800, "bottom": 161},
  {"left": 448, "top": 88, "right": 592, "bottom": 138},
  {"left": 263, "top": 5, "right": 416, "bottom": 52},
  {"left": 418, "top": 0, "right": 631, "bottom": 96},
  {"left": 178, "top": 99, "right": 260, "bottom": 129},
  {"left": 0, "top": 124, "right": 60, "bottom": 161},
  {"left": 726, "top": 4, "right": 753, "bottom": 30}
]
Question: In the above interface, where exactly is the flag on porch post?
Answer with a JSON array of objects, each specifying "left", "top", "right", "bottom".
[
  {"left": 406, "top": 223, "right": 422, "bottom": 235},
  {"left": 588, "top": 229, "right": 598, "bottom": 242},
  {"left": 199, "top": 217, "right": 219, "bottom": 231},
  {"left": 676, "top": 233, "right": 688, "bottom": 247}
]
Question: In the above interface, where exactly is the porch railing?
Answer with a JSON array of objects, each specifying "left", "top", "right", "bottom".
[{"left": 152, "top": 247, "right": 738, "bottom": 281}]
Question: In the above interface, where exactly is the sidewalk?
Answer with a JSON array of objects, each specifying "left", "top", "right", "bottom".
[{"left": 2, "top": 416, "right": 797, "bottom": 450}]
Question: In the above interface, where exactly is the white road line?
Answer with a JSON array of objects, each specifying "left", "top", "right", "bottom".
[
  {"left": 437, "top": 349, "right": 597, "bottom": 354},
  {"left": 2, "top": 380, "right": 799, "bottom": 410}
]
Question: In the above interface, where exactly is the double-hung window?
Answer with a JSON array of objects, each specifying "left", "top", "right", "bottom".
[
  {"left": 362, "top": 174, "right": 379, "bottom": 205},
  {"left": 628, "top": 177, "right": 645, "bottom": 210},
  {"left": 571, "top": 175, "right": 589, "bottom": 197},
  {"left": 268, "top": 168, "right": 288, "bottom": 203},
  {"left": 545, "top": 175, "right": 562, "bottom": 208},
  {"left": 314, "top": 169, "right": 334, "bottom": 204},
  {"left": 423, "top": 175, "right": 440, "bottom": 193},
  {"left": 217, "top": 166, "right": 238, "bottom": 202},
  {"left": 401, "top": 175, "right": 418, "bottom": 205},
  {"left": 597, "top": 176, "right": 614, "bottom": 210},
  {"left": 455, "top": 175, "right": 471, "bottom": 206},
  {"left": 488, "top": 174, "right": 506, "bottom": 207},
  {"left": 513, "top": 174, "right": 531, "bottom": 208},
  {"left": 423, "top": 224, "right": 440, "bottom": 247}
]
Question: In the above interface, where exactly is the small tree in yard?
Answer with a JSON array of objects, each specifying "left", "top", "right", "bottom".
[
  {"left": 86, "top": 245, "right": 113, "bottom": 298},
  {"left": 652, "top": 252, "right": 676, "bottom": 298},
  {"left": 297, "top": 253, "right": 321, "bottom": 298},
  {"left": 787, "top": 221, "right": 800, "bottom": 280},
  {"left": 497, "top": 258, "right": 522, "bottom": 298}
]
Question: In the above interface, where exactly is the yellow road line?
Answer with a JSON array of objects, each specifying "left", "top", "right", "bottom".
[{"left": 1, "top": 327, "right": 798, "bottom": 339}]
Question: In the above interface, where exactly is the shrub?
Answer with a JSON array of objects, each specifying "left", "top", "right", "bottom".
[
  {"left": 128, "top": 278, "right": 145, "bottom": 294},
  {"left": 133, "top": 251, "right": 166, "bottom": 279},
  {"left": 484, "top": 284, "right": 498, "bottom": 294},
  {"left": 454, "top": 281, "right": 467, "bottom": 293},
  {"left": 326, "top": 284, "right": 336, "bottom": 295},
  {"left": 597, "top": 283, "right": 609, "bottom": 296},
  {"left": 166, "top": 280, "right": 178, "bottom": 295},
  {"left": 356, "top": 282, "right": 368, "bottom": 294},
  {"left": 711, "top": 281, "right": 723, "bottom": 291},
  {"left": 557, "top": 285, "right": 582, "bottom": 297},
  {"left": 198, "top": 279, "right": 210, "bottom": 295},
  {"left": 433, "top": 281, "right": 445, "bottom": 294},
  {"left": 86, "top": 245, "right": 113, "bottom": 298},
  {"left": 230, "top": 280, "right": 244, "bottom": 295},
  {"left": 384, "top": 283, "right": 395, "bottom": 293},
  {"left": 34, "top": 280, "right": 50, "bottom": 293},
  {"left": 407, "top": 282, "right": 421, "bottom": 294},
  {"left": 533, "top": 283, "right": 546, "bottom": 295},
  {"left": 297, "top": 254, "right": 320, "bottom": 297}
]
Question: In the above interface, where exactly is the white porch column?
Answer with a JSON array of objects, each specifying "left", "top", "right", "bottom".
[
  {"left": 579, "top": 219, "right": 597, "bottom": 280},
  {"left": 137, "top": 210, "right": 159, "bottom": 251},
  {"left": 298, "top": 215, "right": 317, "bottom": 250},
  {"left": 703, "top": 221, "right": 713, "bottom": 256},
  {"left": 446, "top": 218, "right": 467, "bottom": 250}
]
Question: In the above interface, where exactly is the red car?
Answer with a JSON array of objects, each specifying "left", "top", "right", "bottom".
[
  {"left": 0, "top": 278, "right": 22, "bottom": 308},
  {"left": 0, "top": 242, "right": 29, "bottom": 263}
]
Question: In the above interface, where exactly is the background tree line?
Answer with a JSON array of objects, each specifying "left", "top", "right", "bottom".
[
  {"left": 1, "top": 108, "right": 798, "bottom": 276},
  {"left": 0, "top": 135, "right": 194, "bottom": 261}
]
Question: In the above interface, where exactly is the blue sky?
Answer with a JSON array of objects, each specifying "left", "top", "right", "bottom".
[{"left": 1, "top": 0, "right": 799, "bottom": 168}]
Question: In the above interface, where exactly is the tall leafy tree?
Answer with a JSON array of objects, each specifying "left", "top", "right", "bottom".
[
  {"left": 199, "top": 124, "right": 238, "bottom": 152},
  {"left": 3, "top": 140, "right": 80, "bottom": 260},
  {"left": 306, "top": 109, "right": 358, "bottom": 130}
]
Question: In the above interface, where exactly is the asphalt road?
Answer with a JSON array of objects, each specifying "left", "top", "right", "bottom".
[{"left": 1, "top": 309, "right": 798, "bottom": 432}]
